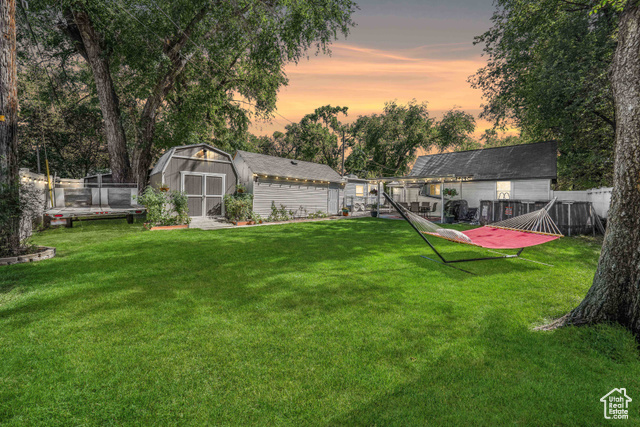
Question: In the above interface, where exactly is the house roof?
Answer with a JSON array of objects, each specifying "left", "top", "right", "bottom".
[
  {"left": 410, "top": 141, "right": 558, "bottom": 181},
  {"left": 150, "top": 144, "right": 233, "bottom": 176},
  {"left": 235, "top": 150, "right": 343, "bottom": 183}
]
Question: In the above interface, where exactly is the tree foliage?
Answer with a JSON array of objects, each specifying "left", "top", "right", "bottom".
[
  {"left": 471, "top": 0, "right": 620, "bottom": 189},
  {"left": 20, "top": 0, "right": 357, "bottom": 185},
  {"left": 16, "top": 54, "right": 109, "bottom": 178},
  {"left": 256, "top": 101, "right": 478, "bottom": 178}
]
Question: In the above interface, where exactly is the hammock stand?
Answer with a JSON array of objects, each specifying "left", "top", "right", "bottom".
[{"left": 382, "top": 192, "right": 563, "bottom": 274}]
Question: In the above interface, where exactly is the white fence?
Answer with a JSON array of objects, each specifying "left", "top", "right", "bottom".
[{"left": 552, "top": 187, "right": 612, "bottom": 218}]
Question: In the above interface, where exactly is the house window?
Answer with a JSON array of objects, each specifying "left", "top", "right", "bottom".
[
  {"left": 497, "top": 181, "right": 511, "bottom": 199},
  {"left": 355, "top": 185, "right": 364, "bottom": 197},
  {"left": 428, "top": 184, "right": 441, "bottom": 196}
]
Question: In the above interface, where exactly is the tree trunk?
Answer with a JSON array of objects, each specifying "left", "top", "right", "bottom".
[
  {"left": 0, "top": 0, "right": 18, "bottom": 185},
  {"left": 131, "top": 4, "right": 213, "bottom": 191},
  {"left": 72, "top": 10, "right": 131, "bottom": 183},
  {"left": 555, "top": 1, "right": 640, "bottom": 337},
  {"left": 0, "top": 0, "right": 20, "bottom": 255}
]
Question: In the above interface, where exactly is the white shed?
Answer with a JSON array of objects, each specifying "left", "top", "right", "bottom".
[{"left": 233, "top": 150, "right": 344, "bottom": 217}]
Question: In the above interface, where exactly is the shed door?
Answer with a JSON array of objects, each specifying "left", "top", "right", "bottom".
[
  {"left": 205, "top": 175, "right": 224, "bottom": 216},
  {"left": 182, "top": 172, "right": 226, "bottom": 217},
  {"left": 184, "top": 174, "right": 204, "bottom": 217},
  {"left": 328, "top": 188, "right": 339, "bottom": 214}
]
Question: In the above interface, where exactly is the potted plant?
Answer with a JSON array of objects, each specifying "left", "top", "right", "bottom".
[
  {"left": 342, "top": 207, "right": 349, "bottom": 216},
  {"left": 370, "top": 203, "right": 378, "bottom": 217},
  {"left": 369, "top": 188, "right": 378, "bottom": 196}
]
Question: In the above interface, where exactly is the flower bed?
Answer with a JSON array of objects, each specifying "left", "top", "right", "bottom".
[
  {"left": 145, "top": 224, "right": 189, "bottom": 231},
  {"left": 0, "top": 246, "right": 56, "bottom": 267}
]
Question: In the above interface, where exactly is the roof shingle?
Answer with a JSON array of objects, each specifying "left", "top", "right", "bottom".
[
  {"left": 410, "top": 141, "right": 557, "bottom": 181},
  {"left": 235, "top": 150, "right": 342, "bottom": 182}
]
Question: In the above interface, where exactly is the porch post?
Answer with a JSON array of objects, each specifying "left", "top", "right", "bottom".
[
  {"left": 441, "top": 178, "right": 445, "bottom": 223},
  {"left": 377, "top": 181, "right": 381, "bottom": 217}
]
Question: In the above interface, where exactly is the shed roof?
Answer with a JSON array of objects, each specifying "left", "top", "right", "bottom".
[
  {"left": 150, "top": 144, "right": 233, "bottom": 176},
  {"left": 235, "top": 150, "right": 343, "bottom": 183},
  {"left": 410, "top": 141, "right": 558, "bottom": 181}
]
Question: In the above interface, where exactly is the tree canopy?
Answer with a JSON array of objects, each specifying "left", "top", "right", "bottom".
[
  {"left": 20, "top": 0, "right": 357, "bottom": 185},
  {"left": 471, "top": 0, "right": 620, "bottom": 189}
]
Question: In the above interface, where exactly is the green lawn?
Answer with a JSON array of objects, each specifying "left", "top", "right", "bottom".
[{"left": 1, "top": 218, "right": 638, "bottom": 425}]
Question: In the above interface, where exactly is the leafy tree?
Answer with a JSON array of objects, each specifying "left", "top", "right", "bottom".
[
  {"left": 433, "top": 109, "right": 478, "bottom": 152},
  {"left": 503, "top": 0, "right": 640, "bottom": 341},
  {"left": 347, "top": 101, "right": 434, "bottom": 177},
  {"left": 471, "top": 0, "right": 619, "bottom": 189},
  {"left": 346, "top": 102, "right": 477, "bottom": 177},
  {"left": 480, "top": 129, "right": 531, "bottom": 148},
  {"left": 22, "top": 0, "right": 356, "bottom": 186},
  {"left": 17, "top": 57, "right": 109, "bottom": 178}
]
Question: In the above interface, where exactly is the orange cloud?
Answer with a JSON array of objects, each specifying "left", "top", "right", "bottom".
[{"left": 249, "top": 43, "right": 496, "bottom": 137}]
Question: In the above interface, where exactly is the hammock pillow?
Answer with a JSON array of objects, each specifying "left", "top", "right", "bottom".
[{"left": 436, "top": 229, "right": 474, "bottom": 244}]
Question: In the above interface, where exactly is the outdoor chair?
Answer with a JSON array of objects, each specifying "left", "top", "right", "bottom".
[
  {"left": 429, "top": 202, "right": 438, "bottom": 217},
  {"left": 399, "top": 202, "right": 410, "bottom": 210},
  {"left": 410, "top": 202, "right": 420, "bottom": 213},
  {"left": 419, "top": 202, "right": 431, "bottom": 217}
]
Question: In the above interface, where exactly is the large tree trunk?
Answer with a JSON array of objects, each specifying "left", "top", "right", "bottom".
[
  {"left": 0, "top": 0, "right": 20, "bottom": 255},
  {"left": 554, "top": 1, "right": 640, "bottom": 337},
  {"left": 72, "top": 10, "right": 131, "bottom": 183},
  {"left": 0, "top": 0, "right": 18, "bottom": 184}
]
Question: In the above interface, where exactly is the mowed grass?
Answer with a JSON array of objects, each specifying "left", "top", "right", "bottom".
[{"left": 1, "top": 218, "right": 639, "bottom": 426}]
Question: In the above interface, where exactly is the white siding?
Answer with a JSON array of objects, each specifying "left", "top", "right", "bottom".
[
  {"left": 253, "top": 178, "right": 330, "bottom": 217},
  {"left": 451, "top": 181, "right": 496, "bottom": 209},
  {"left": 391, "top": 179, "right": 551, "bottom": 216},
  {"left": 233, "top": 155, "right": 254, "bottom": 194},
  {"left": 512, "top": 179, "right": 551, "bottom": 201}
]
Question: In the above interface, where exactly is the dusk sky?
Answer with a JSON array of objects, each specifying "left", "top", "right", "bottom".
[{"left": 250, "top": 0, "right": 497, "bottom": 137}]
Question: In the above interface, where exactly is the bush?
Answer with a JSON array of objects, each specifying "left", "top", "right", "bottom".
[
  {"left": 268, "top": 202, "right": 293, "bottom": 222},
  {"left": 308, "top": 211, "right": 328, "bottom": 219},
  {"left": 170, "top": 191, "right": 189, "bottom": 226},
  {"left": 223, "top": 192, "right": 254, "bottom": 222},
  {"left": 0, "top": 180, "right": 42, "bottom": 257},
  {"left": 136, "top": 187, "right": 190, "bottom": 227}
]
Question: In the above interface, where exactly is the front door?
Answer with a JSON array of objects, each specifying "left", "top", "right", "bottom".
[
  {"left": 182, "top": 173, "right": 226, "bottom": 217},
  {"left": 328, "top": 188, "right": 339, "bottom": 214}
]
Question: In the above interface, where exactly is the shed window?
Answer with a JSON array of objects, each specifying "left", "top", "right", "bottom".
[
  {"left": 497, "top": 181, "right": 511, "bottom": 199},
  {"left": 355, "top": 185, "right": 364, "bottom": 197}
]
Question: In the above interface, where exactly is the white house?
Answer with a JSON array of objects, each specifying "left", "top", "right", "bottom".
[{"left": 390, "top": 141, "right": 558, "bottom": 217}]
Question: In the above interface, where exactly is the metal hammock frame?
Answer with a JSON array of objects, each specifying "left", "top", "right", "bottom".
[{"left": 382, "top": 192, "right": 562, "bottom": 274}]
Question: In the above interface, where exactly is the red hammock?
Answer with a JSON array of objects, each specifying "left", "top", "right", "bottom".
[{"left": 461, "top": 227, "right": 560, "bottom": 249}]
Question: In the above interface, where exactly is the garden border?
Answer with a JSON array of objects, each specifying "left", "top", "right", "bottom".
[{"left": 0, "top": 246, "right": 57, "bottom": 267}]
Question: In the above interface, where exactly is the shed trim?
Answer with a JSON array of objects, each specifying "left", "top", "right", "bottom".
[
  {"left": 172, "top": 155, "right": 233, "bottom": 165},
  {"left": 152, "top": 144, "right": 239, "bottom": 181}
]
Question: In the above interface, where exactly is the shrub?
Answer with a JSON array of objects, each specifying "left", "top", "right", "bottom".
[
  {"left": 136, "top": 187, "right": 190, "bottom": 227},
  {"left": 0, "top": 180, "right": 42, "bottom": 257},
  {"left": 308, "top": 210, "right": 328, "bottom": 219},
  {"left": 268, "top": 202, "right": 293, "bottom": 222},
  {"left": 223, "top": 192, "right": 254, "bottom": 222},
  {"left": 169, "top": 191, "right": 190, "bottom": 226}
]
